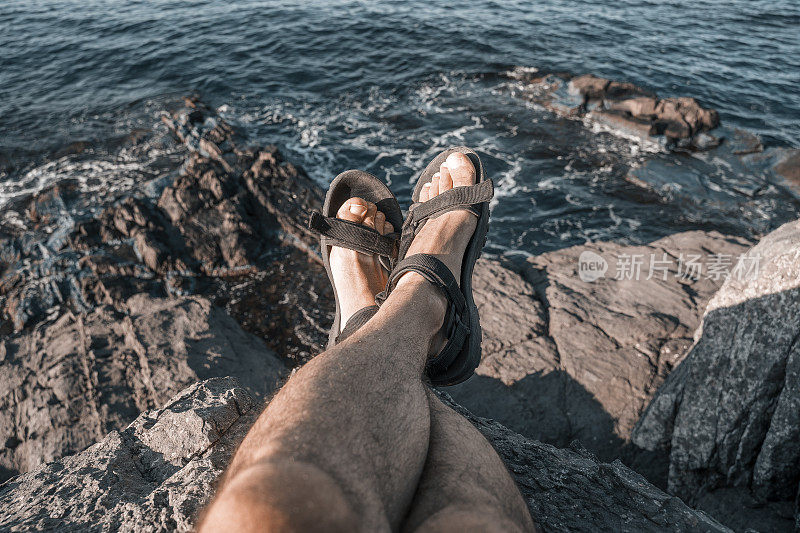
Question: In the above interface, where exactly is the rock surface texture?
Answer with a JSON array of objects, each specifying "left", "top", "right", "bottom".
[
  {"left": 0, "top": 377, "right": 729, "bottom": 533},
  {"left": 633, "top": 219, "right": 800, "bottom": 529},
  {"left": 452, "top": 232, "right": 749, "bottom": 470},
  {"left": 0, "top": 96, "right": 796, "bottom": 531},
  {"left": 0, "top": 294, "right": 286, "bottom": 481},
  {"left": 0, "top": 377, "right": 257, "bottom": 532}
]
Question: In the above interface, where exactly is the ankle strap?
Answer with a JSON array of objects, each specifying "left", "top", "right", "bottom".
[{"left": 376, "top": 254, "right": 470, "bottom": 375}]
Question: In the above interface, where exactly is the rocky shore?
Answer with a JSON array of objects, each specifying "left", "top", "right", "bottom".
[
  {"left": 1, "top": 97, "right": 798, "bottom": 531},
  {"left": 505, "top": 71, "right": 800, "bottom": 199}
]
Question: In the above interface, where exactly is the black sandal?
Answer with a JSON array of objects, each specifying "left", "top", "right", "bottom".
[
  {"left": 308, "top": 170, "right": 403, "bottom": 348},
  {"left": 377, "top": 147, "right": 493, "bottom": 386}
]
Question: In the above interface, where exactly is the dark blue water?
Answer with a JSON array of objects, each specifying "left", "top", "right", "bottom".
[{"left": 2, "top": 0, "right": 799, "bottom": 254}]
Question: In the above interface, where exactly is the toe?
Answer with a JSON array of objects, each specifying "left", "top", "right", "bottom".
[
  {"left": 338, "top": 197, "right": 369, "bottom": 223},
  {"left": 430, "top": 172, "right": 441, "bottom": 198},
  {"left": 382, "top": 220, "right": 394, "bottom": 235},
  {"left": 444, "top": 152, "right": 476, "bottom": 187},
  {"left": 362, "top": 201, "right": 378, "bottom": 229},
  {"left": 420, "top": 182, "right": 432, "bottom": 202},
  {"left": 439, "top": 164, "right": 454, "bottom": 192},
  {"left": 374, "top": 211, "right": 386, "bottom": 233}
]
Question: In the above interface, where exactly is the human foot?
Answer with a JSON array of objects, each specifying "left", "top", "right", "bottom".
[
  {"left": 394, "top": 152, "right": 479, "bottom": 354},
  {"left": 402, "top": 152, "right": 478, "bottom": 287},
  {"left": 329, "top": 197, "right": 394, "bottom": 331}
]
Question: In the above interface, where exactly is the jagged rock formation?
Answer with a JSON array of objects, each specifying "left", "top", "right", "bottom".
[
  {"left": 633, "top": 219, "right": 800, "bottom": 528},
  {"left": 1, "top": 96, "right": 795, "bottom": 530},
  {"left": 0, "top": 377, "right": 729, "bottom": 532},
  {"left": 452, "top": 232, "right": 749, "bottom": 469},
  {"left": 568, "top": 74, "right": 720, "bottom": 143},
  {"left": 0, "top": 294, "right": 286, "bottom": 481},
  {"left": 0, "top": 377, "right": 257, "bottom": 532},
  {"left": 0, "top": 97, "right": 332, "bottom": 362}
]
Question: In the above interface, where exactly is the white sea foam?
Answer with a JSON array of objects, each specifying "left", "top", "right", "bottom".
[{"left": 0, "top": 129, "right": 183, "bottom": 220}]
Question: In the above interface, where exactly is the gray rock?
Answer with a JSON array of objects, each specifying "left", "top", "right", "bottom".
[
  {"left": 0, "top": 378, "right": 728, "bottom": 532},
  {"left": 632, "top": 219, "right": 800, "bottom": 526},
  {"left": 450, "top": 231, "right": 750, "bottom": 467},
  {"left": 438, "top": 392, "right": 730, "bottom": 533},
  {"left": 0, "top": 377, "right": 257, "bottom": 532},
  {"left": 0, "top": 294, "right": 286, "bottom": 481}
]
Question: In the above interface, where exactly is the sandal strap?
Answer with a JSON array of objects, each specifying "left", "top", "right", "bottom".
[
  {"left": 376, "top": 254, "right": 470, "bottom": 373},
  {"left": 309, "top": 211, "right": 398, "bottom": 258},
  {"left": 409, "top": 180, "right": 493, "bottom": 226},
  {"left": 380, "top": 254, "right": 465, "bottom": 310},
  {"left": 335, "top": 305, "right": 379, "bottom": 344}
]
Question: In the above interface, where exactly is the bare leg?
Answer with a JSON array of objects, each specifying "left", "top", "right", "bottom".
[
  {"left": 402, "top": 389, "right": 538, "bottom": 533},
  {"left": 200, "top": 153, "right": 497, "bottom": 531},
  {"left": 200, "top": 187, "right": 439, "bottom": 531},
  {"left": 200, "top": 279, "right": 444, "bottom": 531}
]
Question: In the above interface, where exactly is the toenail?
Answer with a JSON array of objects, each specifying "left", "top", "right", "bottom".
[
  {"left": 447, "top": 154, "right": 466, "bottom": 167},
  {"left": 350, "top": 204, "right": 368, "bottom": 216}
]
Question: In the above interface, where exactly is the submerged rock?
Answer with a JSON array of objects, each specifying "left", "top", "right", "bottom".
[
  {"left": 774, "top": 148, "right": 800, "bottom": 186},
  {"left": 0, "top": 377, "right": 728, "bottom": 532},
  {"left": 633, "top": 219, "right": 800, "bottom": 528}
]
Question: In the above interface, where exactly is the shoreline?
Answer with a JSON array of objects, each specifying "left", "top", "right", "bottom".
[{"left": 0, "top": 94, "right": 798, "bottom": 530}]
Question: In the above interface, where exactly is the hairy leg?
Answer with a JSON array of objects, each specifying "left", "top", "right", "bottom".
[
  {"left": 200, "top": 277, "right": 445, "bottom": 531},
  {"left": 402, "top": 390, "right": 538, "bottom": 533},
  {"left": 200, "top": 152, "right": 489, "bottom": 532}
]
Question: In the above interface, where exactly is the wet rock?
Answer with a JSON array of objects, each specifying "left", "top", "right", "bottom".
[
  {"left": 0, "top": 378, "right": 728, "bottom": 532},
  {"left": 728, "top": 129, "right": 764, "bottom": 156},
  {"left": 568, "top": 74, "right": 612, "bottom": 100},
  {"left": 774, "top": 148, "right": 800, "bottom": 185},
  {"left": 632, "top": 219, "right": 800, "bottom": 528},
  {"left": 0, "top": 98, "right": 332, "bottom": 360},
  {"left": 525, "top": 72, "right": 720, "bottom": 147},
  {"left": 652, "top": 97, "right": 720, "bottom": 141},
  {"left": 53, "top": 140, "right": 93, "bottom": 159},
  {"left": 450, "top": 231, "right": 750, "bottom": 470},
  {"left": 0, "top": 294, "right": 286, "bottom": 481},
  {"left": 609, "top": 96, "right": 659, "bottom": 118}
]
